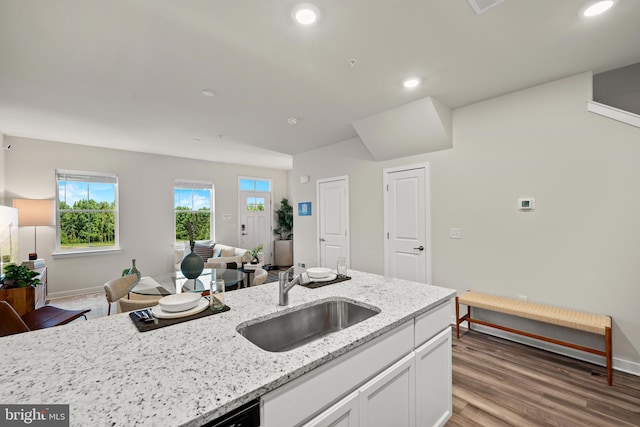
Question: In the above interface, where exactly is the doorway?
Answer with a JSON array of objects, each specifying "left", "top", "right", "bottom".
[
  {"left": 317, "top": 176, "right": 350, "bottom": 270},
  {"left": 239, "top": 178, "right": 272, "bottom": 264},
  {"left": 383, "top": 164, "right": 431, "bottom": 283}
]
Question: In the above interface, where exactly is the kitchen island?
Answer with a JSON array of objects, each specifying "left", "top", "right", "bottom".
[{"left": 0, "top": 270, "right": 455, "bottom": 426}]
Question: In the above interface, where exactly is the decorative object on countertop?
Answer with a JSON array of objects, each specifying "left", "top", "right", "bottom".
[
  {"left": 248, "top": 244, "right": 263, "bottom": 265},
  {"left": 300, "top": 275, "right": 351, "bottom": 289},
  {"left": 336, "top": 257, "right": 347, "bottom": 276},
  {"left": 158, "top": 293, "right": 201, "bottom": 313},
  {"left": 209, "top": 278, "right": 225, "bottom": 312},
  {"left": 1, "top": 263, "right": 42, "bottom": 288},
  {"left": 274, "top": 198, "right": 294, "bottom": 267},
  {"left": 129, "top": 303, "right": 230, "bottom": 332},
  {"left": 181, "top": 218, "right": 204, "bottom": 279},
  {"left": 122, "top": 258, "right": 142, "bottom": 280}
]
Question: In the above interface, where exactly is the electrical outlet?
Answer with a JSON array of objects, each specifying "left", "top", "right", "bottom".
[
  {"left": 518, "top": 295, "right": 528, "bottom": 302},
  {"left": 298, "top": 262, "right": 306, "bottom": 268},
  {"left": 449, "top": 228, "right": 462, "bottom": 239}
]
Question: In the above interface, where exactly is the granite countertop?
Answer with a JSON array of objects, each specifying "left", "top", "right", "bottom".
[{"left": 0, "top": 270, "right": 456, "bottom": 427}]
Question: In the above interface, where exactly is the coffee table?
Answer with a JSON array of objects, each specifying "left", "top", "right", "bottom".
[{"left": 130, "top": 268, "right": 246, "bottom": 296}]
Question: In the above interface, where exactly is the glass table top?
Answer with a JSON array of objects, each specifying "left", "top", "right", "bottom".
[{"left": 130, "top": 268, "right": 246, "bottom": 296}]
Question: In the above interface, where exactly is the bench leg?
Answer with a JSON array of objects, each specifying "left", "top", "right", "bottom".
[
  {"left": 455, "top": 297, "right": 460, "bottom": 338},
  {"left": 606, "top": 326, "right": 613, "bottom": 386}
]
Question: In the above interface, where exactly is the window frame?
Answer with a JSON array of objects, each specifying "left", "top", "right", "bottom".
[
  {"left": 53, "top": 169, "right": 120, "bottom": 256},
  {"left": 174, "top": 180, "right": 214, "bottom": 245}
]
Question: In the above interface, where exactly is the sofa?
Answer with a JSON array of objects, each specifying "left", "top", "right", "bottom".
[{"left": 174, "top": 242, "right": 251, "bottom": 272}]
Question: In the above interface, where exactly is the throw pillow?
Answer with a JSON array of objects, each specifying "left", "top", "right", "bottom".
[
  {"left": 221, "top": 247, "right": 235, "bottom": 257},
  {"left": 193, "top": 243, "right": 214, "bottom": 262}
]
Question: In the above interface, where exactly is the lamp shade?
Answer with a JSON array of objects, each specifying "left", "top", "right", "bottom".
[{"left": 12, "top": 199, "right": 56, "bottom": 226}]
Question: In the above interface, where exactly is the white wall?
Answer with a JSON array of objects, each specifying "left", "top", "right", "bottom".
[
  {"left": 292, "top": 72, "right": 640, "bottom": 370},
  {"left": 4, "top": 136, "right": 288, "bottom": 297}
]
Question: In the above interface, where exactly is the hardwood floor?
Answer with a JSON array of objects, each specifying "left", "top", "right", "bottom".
[{"left": 448, "top": 329, "right": 640, "bottom": 427}]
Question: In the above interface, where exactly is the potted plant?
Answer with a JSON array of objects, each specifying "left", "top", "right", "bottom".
[
  {"left": 273, "top": 198, "right": 293, "bottom": 267},
  {"left": 1, "top": 263, "right": 42, "bottom": 288},
  {"left": 0, "top": 263, "right": 43, "bottom": 316},
  {"left": 248, "top": 244, "right": 263, "bottom": 264}
]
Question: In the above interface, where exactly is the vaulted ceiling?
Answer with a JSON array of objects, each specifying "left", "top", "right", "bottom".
[{"left": 1, "top": 1, "right": 639, "bottom": 169}]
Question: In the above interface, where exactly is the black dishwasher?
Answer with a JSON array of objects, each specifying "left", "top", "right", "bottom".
[{"left": 202, "top": 399, "right": 260, "bottom": 427}]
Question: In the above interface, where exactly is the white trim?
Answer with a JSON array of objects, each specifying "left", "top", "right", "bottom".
[
  {"left": 47, "top": 285, "right": 104, "bottom": 299},
  {"left": 316, "top": 175, "right": 350, "bottom": 268},
  {"left": 51, "top": 248, "right": 122, "bottom": 258},
  {"left": 382, "top": 163, "right": 432, "bottom": 284},
  {"left": 587, "top": 100, "right": 640, "bottom": 129}
]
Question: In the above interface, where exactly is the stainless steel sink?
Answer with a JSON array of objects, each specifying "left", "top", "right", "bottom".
[{"left": 237, "top": 298, "right": 380, "bottom": 352}]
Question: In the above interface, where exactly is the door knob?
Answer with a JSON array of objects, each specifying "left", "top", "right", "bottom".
[
  {"left": 242, "top": 233, "right": 248, "bottom": 236},
  {"left": 319, "top": 238, "right": 326, "bottom": 242},
  {"left": 414, "top": 245, "right": 424, "bottom": 251}
]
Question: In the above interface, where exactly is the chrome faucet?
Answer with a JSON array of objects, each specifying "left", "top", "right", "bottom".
[{"left": 279, "top": 266, "right": 308, "bottom": 306}]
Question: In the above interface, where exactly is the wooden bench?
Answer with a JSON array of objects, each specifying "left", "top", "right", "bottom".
[{"left": 455, "top": 291, "right": 613, "bottom": 385}]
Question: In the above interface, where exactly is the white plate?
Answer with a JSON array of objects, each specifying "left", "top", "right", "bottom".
[
  {"left": 158, "top": 292, "right": 201, "bottom": 312},
  {"left": 150, "top": 298, "right": 209, "bottom": 319},
  {"left": 310, "top": 273, "right": 337, "bottom": 282},
  {"left": 306, "top": 267, "right": 332, "bottom": 279}
]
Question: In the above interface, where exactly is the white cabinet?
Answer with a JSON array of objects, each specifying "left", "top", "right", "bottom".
[
  {"left": 304, "top": 392, "right": 359, "bottom": 427},
  {"left": 359, "top": 353, "right": 416, "bottom": 427},
  {"left": 415, "top": 328, "right": 452, "bottom": 427},
  {"left": 262, "top": 299, "right": 453, "bottom": 427}
]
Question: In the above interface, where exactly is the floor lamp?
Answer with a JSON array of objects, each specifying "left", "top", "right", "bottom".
[{"left": 12, "top": 199, "right": 56, "bottom": 260}]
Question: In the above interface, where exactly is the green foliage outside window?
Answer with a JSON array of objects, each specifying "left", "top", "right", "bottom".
[
  {"left": 175, "top": 207, "right": 211, "bottom": 242},
  {"left": 59, "top": 200, "right": 116, "bottom": 248}
]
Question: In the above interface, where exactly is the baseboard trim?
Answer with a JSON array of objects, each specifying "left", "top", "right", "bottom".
[
  {"left": 47, "top": 286, "right": 104, "bottom": 300},
  {"left": 451, "top": 318, "right": 640, "bottom": 377}
]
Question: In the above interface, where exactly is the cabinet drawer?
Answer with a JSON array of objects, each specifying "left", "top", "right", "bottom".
[{"left": 414, "top": 300, "right": 452, "bottom": 347}]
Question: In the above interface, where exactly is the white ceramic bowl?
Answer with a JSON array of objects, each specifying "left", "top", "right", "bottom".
[
  {"left": 306, "top": 267, "right": 332, "bottom": 279},
  {"left": 158, "top": 293, "right": 202, "bottom": 313}
]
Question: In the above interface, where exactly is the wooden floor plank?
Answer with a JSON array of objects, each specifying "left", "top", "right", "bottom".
[{"left": 447, "top": 328, "right": 640, "bottom": 427}]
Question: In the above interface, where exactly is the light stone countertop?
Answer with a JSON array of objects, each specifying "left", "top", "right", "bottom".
[{"left": 0, "top": 270, "right": 456, "bottom": 427}]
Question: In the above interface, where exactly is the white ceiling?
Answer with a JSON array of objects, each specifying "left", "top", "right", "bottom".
[{"left": 1, "top": 0, "right": 640, "bottom": 170}]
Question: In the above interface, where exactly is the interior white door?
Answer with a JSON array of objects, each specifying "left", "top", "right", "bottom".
[
  {"left": 385, "top": 166, "right": 428, "bottom": 283},
  {"left": 240, "top": 192, "right": 271, "bottom": 264},
  {"left": 318, "top": 177, "right": 349, "bottom": 270}
]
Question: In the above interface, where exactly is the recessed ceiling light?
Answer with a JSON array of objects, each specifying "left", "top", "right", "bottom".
[
  {"left": 292, "top": 4, "right": 320, "bottom": 25},
  {"left": 583, "top": 0, "right": 615, "bottom": 17},
  {"left": 201, "top": 89, "right": 216, "bottom": 97},
  {"left": 287, "top": 117, "right": 299, "bottom": 125},
  {"left": 402, "top": 77, "right": 422, "bottom": 89}
]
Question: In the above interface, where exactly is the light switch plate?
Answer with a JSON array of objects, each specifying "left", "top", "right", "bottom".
[{"left": 450, "top": 228, "right": 461, "bottom": 239}]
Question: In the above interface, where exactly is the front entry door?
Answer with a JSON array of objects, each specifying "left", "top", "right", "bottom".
[
  {"left": 240, "top": 192, "right": 272, "bottom": 264},
  {"left": 317, "top": 176, "right": 350, "bottom": 270},
  {"left": 384, "top": 165, "right": 430, "bottom": 283}
]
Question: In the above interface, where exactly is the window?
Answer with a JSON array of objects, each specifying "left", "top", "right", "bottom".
[
  {"left": 239, "top": 178, "right": 271, "bottom": 192},
  {"left": 56, "top": 170, "right": 118, "bottom": 252},
  {"left": 174, "top": 181, "right": 213, "bottom": 244},
  {"left": 246, "top": 197, "right": 265, "bottom": 211}
]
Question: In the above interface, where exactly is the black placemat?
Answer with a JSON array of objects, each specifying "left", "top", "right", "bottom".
[
  {"left": 129, "top": 304, "right": 230, "bottom": 332},
  {"left": 300, "top": 275, "right": 351, "bottom": 289}
]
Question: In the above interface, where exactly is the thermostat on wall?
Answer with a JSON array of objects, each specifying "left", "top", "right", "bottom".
[{"left": 518, "top": 198, "right": 535, "bottom": 211}]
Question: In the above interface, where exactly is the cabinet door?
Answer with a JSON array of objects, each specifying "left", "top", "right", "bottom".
[
  {"left": 358, "top": 353, "right": 415, "bottom": 427},
  {"left": 303, "top": 392, "right": 359, "bottom": 427},
  {"left": 415, "top": 328, "right": 452, "bottom": 427}
]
